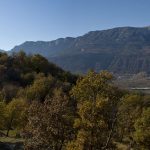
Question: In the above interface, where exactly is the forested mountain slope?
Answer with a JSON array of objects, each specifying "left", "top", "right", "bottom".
[{"left": 0, "top": 52, "right": 77, "bottom": 102}]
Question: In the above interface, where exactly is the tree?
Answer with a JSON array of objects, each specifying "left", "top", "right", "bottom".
[
  {"left": 117, "top": 94, "right": 150, "bottom": 142},
  {"left": 25, "top": 75, "right": 56, "bottom": 102},
  {"left": 1, "top": 84, "right": 19, "bottom": 103},
  {"left": 24, "top": 89, "right": 74, "bottom": 150},
  {"left": 0, "top": 101, "right": 6, "bottom": 129},
  {"left": 133, "top": 108, "right": 150, "bottom": 150},
  {"left": 5, "top": 98, "right": 28, "bottom": 136},
  {"left": 30, "top": 54, "right": 50, "bottom": 74},
  {"left": 67, "top": 71, "right": 123, "bottom": 150},
  {"left": 0, "top": 64, "right": 7, "bottom": 84}
]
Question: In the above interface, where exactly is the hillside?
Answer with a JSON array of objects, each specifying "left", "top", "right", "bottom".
[
  {"left": 8, "top": 26, "right": 150, "bottom": 74},
  {"left": 0, "top": 52, "right": 77, "bottom": 90}
]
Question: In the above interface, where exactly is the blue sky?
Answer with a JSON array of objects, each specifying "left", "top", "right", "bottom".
[{"left": 0, "top": 0, "right": 150, "bottom": 50}]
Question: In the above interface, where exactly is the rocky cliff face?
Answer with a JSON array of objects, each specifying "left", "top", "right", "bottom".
[{"left": 8, "top": 26, "right": 150, "bottom": 74}]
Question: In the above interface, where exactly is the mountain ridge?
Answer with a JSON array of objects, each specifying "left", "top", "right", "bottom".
[{"left": 2, "top": 26, "right": 150, "bottom": 74}]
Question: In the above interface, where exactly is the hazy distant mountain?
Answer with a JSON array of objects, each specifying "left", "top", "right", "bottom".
[
  {"left": 11, "top": 37, "right": 75, "bottom": 57},
  {"left": 8, "top": 26, "right": 150, "bottom": 74},
  {"left": 0, "top": 49, "right": 5, "bottom": 52}
]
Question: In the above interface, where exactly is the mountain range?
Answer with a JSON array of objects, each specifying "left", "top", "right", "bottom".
[
  {"left": 0, "top": 49, "right": 5, "bottom": 52},
  {"left": 4, "top": 26, "right": 150, "bottom": 74}
]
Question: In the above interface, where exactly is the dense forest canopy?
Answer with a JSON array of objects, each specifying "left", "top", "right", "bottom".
[
  {"left": 0, "top": 51, "right": 77, "bottom": 102},
  {"left": 0, "top": 52, "right": 149, "bottom": 150}
]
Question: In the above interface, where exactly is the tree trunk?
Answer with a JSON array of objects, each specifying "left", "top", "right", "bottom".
[
  {"left": 103, "top": 116, "right": 117, "bottom": 149},
  {"left": 6, "top": 115, "right": 14, "bottom": 137}
]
